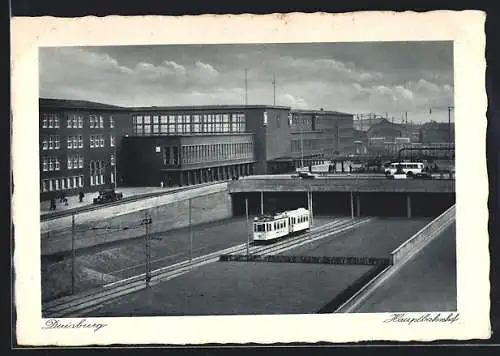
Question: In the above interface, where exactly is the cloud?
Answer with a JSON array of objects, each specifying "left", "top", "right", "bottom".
[
  {"left": 39, "top": 44, "right": 453, "bottom": 123},
  {"left": 279, "top": 93, "right": 308, "bottom": 109}
]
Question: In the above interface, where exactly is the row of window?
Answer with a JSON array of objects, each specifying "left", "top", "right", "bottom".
[
  {"left": 41, "top": 136, "right": 61, "bottom": 150},
  {"left": 134, "top": 113, "right": 247, "bottom": 135},
  {"left": 291, "top": 138, "right": 329, "bottom": 153},
  {"left": 67, "top": 154, "right": 84, "bottom": 170},
  {"left": 90, "top": 160, "right": 106, "bottom": 186},
  {"left": 41, "top": 176, "right": 84, "bottom": 192},
  {"left": 41, "top": 156, "right": 61, "bottom": 172},
  {"left": 41, "top": 113, "right": 115, "bottom": 129},
  {"left": 179, "top": 142, "right": 253, "bottom": 165},
  {"left": 42, "top": 134, "right": 115, "bottom": 150},
  {"left": 42, "top": 154, "right": 115, "bottom": 171},
  {"left": 67, "top": 135, "right": 84, "bottom": 149}
]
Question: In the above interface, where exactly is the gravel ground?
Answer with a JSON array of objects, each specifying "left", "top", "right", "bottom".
[
  {"left": 87, "top": 262, "right": 373, "bottom": 317},
  {"left": 282, "top": 218, "right": 431, "bottom": 258}
]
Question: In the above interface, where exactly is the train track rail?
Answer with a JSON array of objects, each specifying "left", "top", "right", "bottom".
[
  {"left": 42, "top": 216, "right": 372, "bottom": 318},
  {"left": 41, "top": 181, "right": 226, "bottom": 222}
]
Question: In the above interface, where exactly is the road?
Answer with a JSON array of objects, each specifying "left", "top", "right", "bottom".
[{"left": 351, "top": 223, "right": 456, "bottom": 313}]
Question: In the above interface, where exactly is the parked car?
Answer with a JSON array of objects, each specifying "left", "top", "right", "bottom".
[
  {"left": 298, "top": 171, "right": 316, "bottom": 179},
  {"left": 93, "top": 188, "right": 124, "bottom": 204},
  {"left": 291, "top": 171, "right": 316, "bottom": 179},
  {"left": 413, "top": 172, "right": 433, "bottom": 180}
]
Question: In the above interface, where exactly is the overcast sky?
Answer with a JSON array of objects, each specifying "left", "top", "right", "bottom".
[{"left": 39, "top": 42, "right": 453, "bottom": 123}]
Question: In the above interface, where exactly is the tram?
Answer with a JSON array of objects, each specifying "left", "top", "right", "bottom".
[{"left": 252, "top": 208, "right": 310, "bottom": 242}]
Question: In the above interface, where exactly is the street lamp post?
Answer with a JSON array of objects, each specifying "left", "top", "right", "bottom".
[
  {"left": 71, "top": 212, "right": 76, "bottom": 294},
  {"left": 142, "top": 212, "right": 153, "bottom": 288},
  {"left": 245, "top": 198, "right": 249, "bottom": 257},
  {"left": 189, "top": 197, "right": 193, "bottom": 263}
]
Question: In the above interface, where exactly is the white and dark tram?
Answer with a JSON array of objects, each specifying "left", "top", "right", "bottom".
[{"left": 252, "top": 208, "right": 311, "bottom": 242}]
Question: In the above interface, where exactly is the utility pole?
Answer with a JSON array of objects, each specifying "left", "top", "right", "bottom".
[
  {"left": 189, "top": 198, "right": 193, "bottom": 263},
  {"left": 448, "top": 106, "right": 454, "bottom": 160},
  {"left": 244, "top": 69, "right": 248, "bottom": 105},
  {"left": 272, "top": 74, "right": 276, "bottom": 106},
  {"left": 71, "top": 212, "right": 76, "bottom": 295},
  {"left": 113, "top": 148, "right": 117, "bottom": 190},
  {"left": 143, "top": 212, "right": 153, "bottom": 288},
  {"left": 245, "top": 198, "right": 249, "bottom": 257}
]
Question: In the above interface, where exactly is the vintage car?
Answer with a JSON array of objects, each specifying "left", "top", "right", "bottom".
[{"left": 93, "top": 188, "right": 124, "bottom": 204}]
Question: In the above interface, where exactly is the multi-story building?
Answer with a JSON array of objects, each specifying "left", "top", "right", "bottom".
[
  {"left": 122, "top": 105, "right": 355, "bottom": 184},
  {"left": 39, "top": 99, "right": 356, "bottom": 193},
  {"left": 39, "top": 98, "right": 132, "bottom": 200},
  {"left": 266, "top": 109, "right": 354, "bottom": 173}
]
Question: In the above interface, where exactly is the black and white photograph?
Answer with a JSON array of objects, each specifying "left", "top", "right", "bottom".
[{"left": 12, "top": 11, "right": 489, "bottom": 345}]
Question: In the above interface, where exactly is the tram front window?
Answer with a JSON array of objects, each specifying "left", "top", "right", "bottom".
[{"left": 255, "top": 224, "right": 265, "bottom": 232}]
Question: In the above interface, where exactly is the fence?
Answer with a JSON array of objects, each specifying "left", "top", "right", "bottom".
[{"left": 41, "top": 190, "right": 233, "bottom": 302}]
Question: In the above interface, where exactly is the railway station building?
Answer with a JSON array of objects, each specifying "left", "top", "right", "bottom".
[
  {"left": 121, "top": 105, "right": 355, "bottom": 186},
  {"left": 39, "top": 98, "right": 356, "bottom": 194}
]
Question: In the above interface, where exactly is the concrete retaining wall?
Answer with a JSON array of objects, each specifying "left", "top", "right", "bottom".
[
  {"left": 41, "top": 186, "right": 232, "bottom": 256},
  {"left": 41, "top": 182, "right": 229, "bottom": 234},
  {"left": 390, "top": 204, "right": 456, "bottom": 265}
]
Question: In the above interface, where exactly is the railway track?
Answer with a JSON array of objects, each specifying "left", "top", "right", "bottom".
[{"left": 42, "top": 216, "right": 372, "bottom": 318}]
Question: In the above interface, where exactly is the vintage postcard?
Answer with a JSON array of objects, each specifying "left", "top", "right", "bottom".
[{"left": 11, "top": 11, "right": 489, "bottom": 345}]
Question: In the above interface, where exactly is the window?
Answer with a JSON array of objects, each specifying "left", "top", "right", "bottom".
[
  {"left": 78, "top": 116, "right": 83, "bottom": 128},
  {"left": 49, "top": 180, "right": 53, "bottom": 192},
  {"left": 89, "top": 115, "right": 96, "bottom": 128},
  {"left": 90, "top": 135, "right": 94, "bottom": 148},
  {"left": 136, "top": 116, "right": 143, "bottom": 124},
  {"left": 42, "top": 138, "right": 48, "bottom": 150},
  {"left": 42, "top": 157, "right": 48, "bottom": 171},
  {"left": 72, "top": 115, "right": 78, "bottom": 128},
  {"left": 54, "top": 117, "right": 60, "bottom": 128},
  {"left": 42, "top": 116, "right": 48, "bottom": 128},
  {"left": 99, "top": 116, "right": 104, "bottom": 128},
  {"left": 61, "top": 178, "right": 66, "bottom": 190},
  {"left": 67, "top": 156, "right": 73, "bottom": 169},
  {"left": 78, "top": 176, "right": 84, "bottom": 188},
  {"left": 160, "top": 115, "right": 168, "bottom": 123},
  {"left": 144, "top": 116, "right": 151, "bottom": 124},
  {"left": 49, "top": 136, "right": 54, "bottom": 150},
  {"left": 78, "top": 135, "right": 83, "bottom": 148},
  {"left": 55, "top": 157, "right": 60, "bottom": 171},
  {"left": 111, "top": 153, "right": 115, "bottom": 166},
  {"left": 110, "top": 134, "right": 115, "bottom": 147},
  {"left": 67, "top": 136, "right": 73, "bottom": 149},
  {"left": 41, "top": 180, "right": 48, "bottom": 192},
  {"left": 73, "top": 176, "right": 78, "bottom": 188},
  {"left": 66, "top": 116, "right": 72, "bottom": 128},
  {"left": 48, "top": 117, "right": 53, "bottom": 128},
  {"left": 54, "top": 136, "right": 60, "bottom": 149},
  {"left": 110, "top": 116, "right": 115, "bottom": 128},
  {"left": 54, "top": 179, "right": 60, "bottom": 191},
  {"left": 144, "top": 125, "right": 151, "bottom": 134},
  {"left": 79, "top": 155, "right": 84, "bottom": 168}
]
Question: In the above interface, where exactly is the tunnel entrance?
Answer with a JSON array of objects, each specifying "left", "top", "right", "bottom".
[{"left": 232, "top": 191, "right": 455, "bottom": 218}]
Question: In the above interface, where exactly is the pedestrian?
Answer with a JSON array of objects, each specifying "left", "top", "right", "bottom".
[
  {"left": 160, "top": 181, "right": 164, "bottom": 188},
  {"left": 79, "top": 190, "right": 85, "bottom": 203},
  {"left": 64, "top": 197, "right": 68, "bottom": 206},
  {"left": 50, "top": 198, "right": 56, "bottom": 211}
]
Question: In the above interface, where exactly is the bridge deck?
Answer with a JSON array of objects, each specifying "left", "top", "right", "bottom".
[{"left": 229, "top": 177, "right": 455, "bottom": 193}]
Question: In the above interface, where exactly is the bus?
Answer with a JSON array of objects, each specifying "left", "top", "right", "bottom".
[{"left": 384, "top": 162, "right": 424, "bottom": 177}]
